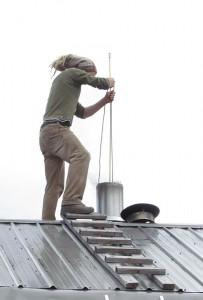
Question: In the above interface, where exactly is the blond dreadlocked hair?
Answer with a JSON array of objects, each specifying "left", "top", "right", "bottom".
[
  {"left": 50, "top": 54, "right": 97, "bottom": 77},
  {"left": 50, "top": 55, "right": 72, "bottom": 77}
]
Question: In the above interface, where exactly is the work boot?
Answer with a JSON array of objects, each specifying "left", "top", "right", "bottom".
[{"left": 60, "top": 203, "right": 94, "bottom": 216}]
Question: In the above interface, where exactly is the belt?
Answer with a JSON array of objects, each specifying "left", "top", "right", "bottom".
[{"left": 41, "top": 120, "right": 71, "bottom": 128}]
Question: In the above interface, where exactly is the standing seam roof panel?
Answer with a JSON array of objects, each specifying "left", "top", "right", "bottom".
[
  {"left": 0, "top": 220, "right": 203, "bottom": 295},
  {"left": 0, "top": 221, "right": 123, "bottom": 290},
  {"left": 120, "top": 225, "right": 203, "bottom": 292}
]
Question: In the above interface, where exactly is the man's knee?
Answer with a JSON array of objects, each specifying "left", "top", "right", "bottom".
[
  {"left": 84, "top": 150, "right": 91, "bottom": 163},
  {"left": 77, "top": 148, "right": 91, "bottom": 162}
]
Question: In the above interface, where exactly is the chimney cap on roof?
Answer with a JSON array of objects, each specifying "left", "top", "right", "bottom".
[{"left": 120, "top": 203, "right": 160, "bottom": 223}]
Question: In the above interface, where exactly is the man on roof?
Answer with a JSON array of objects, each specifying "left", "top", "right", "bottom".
[{"left": 39, "top": 54, "right": 115, "bottom": 220}]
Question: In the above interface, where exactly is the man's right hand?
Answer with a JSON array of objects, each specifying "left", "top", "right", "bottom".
[{"left": 104, "top": 90, "right": 116, "bottom": 104}]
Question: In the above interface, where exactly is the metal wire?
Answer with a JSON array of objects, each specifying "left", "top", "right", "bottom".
[
  {"left": 109, "top": 53, "right": 114, "bottom": 182},
  {"left": 98, "top": 105, "right": 106, "bottom": 184},
  {"left": 98, "top": 53, "right": 114, "bottom": 183}
]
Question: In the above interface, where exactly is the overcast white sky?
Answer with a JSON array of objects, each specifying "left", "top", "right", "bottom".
[{"left": 0, "top": 0, "right": 203, "bottom": 223}]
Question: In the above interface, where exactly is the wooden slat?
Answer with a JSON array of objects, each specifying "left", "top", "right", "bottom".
[
  {"left": 87, "top": 237, "right": 132, "bottom": 245},
  {"left": 95, "top": 246, "right": 142, "bottom": 254},
  {"left": 152, "top": 274, "right": 175, "bottom": 290},
  {"left": 116, "top": 274, "right": 139, "bottom": 289},
  {"left": 116, "top": 266, "right": 166, "bottom": 275},
  {"left": 105, "top": 254, "right": 153, "bottom": 264},
  {"left": 64, "top": 212, "right": 107, "bottom": 220},
  {"left": 79, "top": 229, "right": 123, "bottom": 237},
  {"left": 71, "top": 220, "right": 114, "bottom": 228},
  {"left": 95, "top": 258, "right": 139, "bottom": 289}
]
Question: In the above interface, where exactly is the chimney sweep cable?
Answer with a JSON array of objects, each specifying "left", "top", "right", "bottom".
[
  {"left": 98, "top": 104, "right": 106, "bottom": 184},
  {"left": 109, "top": 53, "right": 114, "bottom": 183},
  {"left": 98, "top": 53, "right": 114, "bottom": 183}
]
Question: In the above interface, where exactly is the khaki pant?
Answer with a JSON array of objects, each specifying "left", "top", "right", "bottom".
[{"left": 39, "top": 123, "right": 90, "bottom": 220}]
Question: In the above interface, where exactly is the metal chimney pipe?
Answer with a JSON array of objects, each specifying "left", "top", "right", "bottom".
[{"left": 96, "top": 182, "right": 123, "bottom": 221}]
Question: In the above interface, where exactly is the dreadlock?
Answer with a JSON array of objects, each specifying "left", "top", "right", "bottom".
[
  {"left": 50, "top": 54, "right": 97, "bottom": 77},
  {"left": 50, "top": 55, "right": 73, "bottom": 77}
]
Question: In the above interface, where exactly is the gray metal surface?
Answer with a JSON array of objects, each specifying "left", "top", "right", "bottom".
[
  {"left": 96, "top": 182, "right": 123, "bottom": 220},
  {"left": 0, "top": 220, "right": 122, "bottom": 290},
  {"left": 0, "top": 288, "right": 203, "bottom": 300},
  {"left": 119, "top": 224, "right": 203, "bottom": 293},
  {"left": 0, "top": 219, "right": 203, "bottom": 297}
]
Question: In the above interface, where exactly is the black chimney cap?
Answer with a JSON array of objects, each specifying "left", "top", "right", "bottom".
[{"left": 120, "top": 203, "right": 160, "bottom": 223}]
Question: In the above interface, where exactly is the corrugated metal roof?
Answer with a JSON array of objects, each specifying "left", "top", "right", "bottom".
[
  {"left": 119, "top": 223, "right": 203, "bottom": 293},
  {"left": 0, "top": 220, "right": 122, "bottom": 290},
  {"left": 1, "top": 288, "right": 203, "bottom": 300},
  {"left": 0, "top": 219, "right": 203, "bottom": 298}
]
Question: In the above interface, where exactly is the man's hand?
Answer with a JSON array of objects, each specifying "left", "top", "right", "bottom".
[
  {"left": 108, "top": 78, "right": 115, "bottom": 88},
  {"left": 104, "top": 90, "right": 116, "bottom": 104},
  {"left": 83, "top": 90, "right": 115, "bottom": 119}
]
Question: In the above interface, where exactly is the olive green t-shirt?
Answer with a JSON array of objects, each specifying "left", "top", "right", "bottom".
[{"left": 43, "top": 68, "right": 110, "bottom": 125}]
